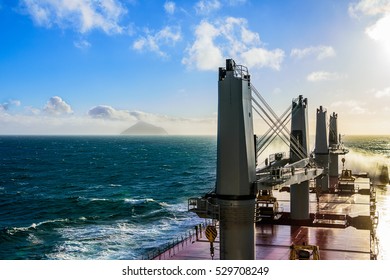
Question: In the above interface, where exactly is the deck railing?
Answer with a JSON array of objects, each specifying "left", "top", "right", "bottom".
[{"left": 142, "top": 221, "right": 212, "bottom": 260}]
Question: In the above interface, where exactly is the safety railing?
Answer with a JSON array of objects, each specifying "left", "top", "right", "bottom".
[{"left": 142, "top": 221, "right": 212, "bottom": 260}]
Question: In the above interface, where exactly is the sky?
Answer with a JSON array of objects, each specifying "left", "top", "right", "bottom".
[{"left": 1, "top": 0, "right": 390, "bottom": 135}]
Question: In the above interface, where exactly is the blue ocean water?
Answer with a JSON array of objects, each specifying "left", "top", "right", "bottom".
[
  {"left": 0, "top": 135, "right": 389, "bottom": 259},
  {"left": 0, "top": 136, "right": 216, "bottom": 259}
]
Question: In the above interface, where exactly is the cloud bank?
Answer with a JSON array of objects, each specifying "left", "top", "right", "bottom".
[{"left": 0, "top": 97, "right": 216, "bottom": 135}]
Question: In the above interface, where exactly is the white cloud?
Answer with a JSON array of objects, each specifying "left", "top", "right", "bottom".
[
  {"left": 290, "top": 45, "right": 336, "bottom": 60},
  {"left": 164, "top": 1, "right": 176, "bottom": 15},
  {"left": 24, "top": 106, "right": 41, "bottom": 115},
  {"left": 227, "top": 0, "right": 247, "bottom": 6},
  {"left": 43, "top": 96, "right": 73, "bottom": 115},
  {"left": 129, "top": 110, "right": 183, "bottom": 123},
  {"left": 307, "top": 71, "right": 345, "bottom": 82},
  {"left": 331, "top": 100, "right": 367, "bottom": 115},
  {"left": 0, "top": 99, "right": 21, "bottom": 111},
  {"left": 88, "top": 105, "right": 134, "bottom": 121},
  {"left": 182, "top": 17, "right": 284, "bottom": 71},
  {"left": 374, "top": 86, "right": 390, "bottom": 98},
  {"left": 11, "top": 100, "right": 21, "bottom": 106},
  {"left": 241, "top": 48, "right": 284, "bottom": 70},
  {"left": 195, "top": 0, "right": 221, "bottom": 15},
  {"left": 182, "top": 21, "right": 224, "bottom": 70},
  {"left": 21, "top": 0, "right": 126, "bottom": 34},
  {"left": 365, "top": 13, "right": 390, "bottom": 45},
  {"left": 73, "top": 39, "right": 91, "bottom": 49},
  {"left": 132, "top": 26, "right": 181, "bottom": 57},
  {"left": 349, "top": 0, "right": 390, "bottom": 17}
]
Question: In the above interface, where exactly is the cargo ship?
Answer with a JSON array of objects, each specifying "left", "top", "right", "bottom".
[{"left": 148, "top": 59, "right": 380, "bottom": 260}]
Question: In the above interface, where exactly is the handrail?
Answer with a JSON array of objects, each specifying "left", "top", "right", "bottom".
[{"left": 143, "top": 220, "right": 213, "bottom": 260}]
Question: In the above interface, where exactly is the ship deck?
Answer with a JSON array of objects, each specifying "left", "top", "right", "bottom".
[{"left": 153, "top": 177, "right": 374, "bottom": 260}]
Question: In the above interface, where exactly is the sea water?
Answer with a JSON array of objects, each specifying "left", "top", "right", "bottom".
[
  {"left": 0, "top": 135, "right": 388, "bottom": 259},
  {"left": 0, "top": 136, "right": 216, "bottom": 259}
]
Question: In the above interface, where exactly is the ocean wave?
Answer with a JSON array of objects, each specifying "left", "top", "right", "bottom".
[
  {"left": 124, "top": 198, "right": 156, "bottom": 204},
  {"left": 46, "top": 222, "right": 147, "bottom": 259},
  {"left": 158, "top": 202, "right": 171, "bottom": 207},
  {"left": 346, "top": 149, "right": 389, "bottom": 175},
  {"left": 3, "top": 218, "right": 70, "bottom": 236}
]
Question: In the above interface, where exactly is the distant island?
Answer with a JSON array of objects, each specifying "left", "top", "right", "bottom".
[{"left": 121, "top": 121, "right": 168, "bottom": 135}]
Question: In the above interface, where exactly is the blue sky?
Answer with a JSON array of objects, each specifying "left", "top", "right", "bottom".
[{"left": 1, "top": 0, "right": 390, "bottom": 135}]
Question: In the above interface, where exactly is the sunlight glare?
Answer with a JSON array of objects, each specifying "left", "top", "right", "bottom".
[{"left": 366, "top": 13, "right": 390, "bottom": 59}]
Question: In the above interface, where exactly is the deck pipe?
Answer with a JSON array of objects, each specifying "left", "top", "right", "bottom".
[{"left": 216, "top": 59, "right": 256, "bottom": 260}]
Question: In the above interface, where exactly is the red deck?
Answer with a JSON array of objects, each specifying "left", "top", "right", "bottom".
[{"left": 154, "top": 177, "right": 373, "bottom": 260}]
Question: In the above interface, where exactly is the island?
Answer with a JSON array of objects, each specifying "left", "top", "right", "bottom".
[{"left": 121, "top": 121, "right": 168, "bottom": 135}]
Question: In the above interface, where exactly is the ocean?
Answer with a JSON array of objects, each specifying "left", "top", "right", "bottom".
[{"left": 0, "top": 135, "right": 388, "bottom": 260}]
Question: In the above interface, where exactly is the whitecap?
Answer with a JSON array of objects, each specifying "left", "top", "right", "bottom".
[
  {"left": 27, "top": 233, "right": 43, "bottom": 245},
  {"left": 47, "top": 223, "right": 142, "bottom": 260},
  {"left": 36, "top": 218, "right": 69, "bottom": 227},
  {"left": 89, "top": 198, "right": 109, "bottom": 201},
  {"left": 159, "top": 202, "right": 171, "bottom": 207},
  {"left": 124, "top": 198, "right": 155, "bottom": 204},
  {"left": 124, "top": 198, "right": 139, "bottom": 204}
]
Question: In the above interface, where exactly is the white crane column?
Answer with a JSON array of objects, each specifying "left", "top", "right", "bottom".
[
  {"left": 290, "top": 96, "right": 310, "bottom": 220},
  {"left": 329, "top": 112, "right": 339, "bottom": 179},
  {"left": 315, "top": 106, "right": 329, "bottom": 191},
  {"left": 216, "top": 59, "right": 256, "bottom": 260}
]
